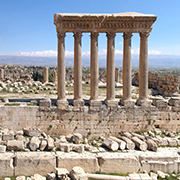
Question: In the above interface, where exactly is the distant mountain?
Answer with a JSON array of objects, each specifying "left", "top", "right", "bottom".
[{"left": 0, "top": 50, "right": 180, "bottom": 68}]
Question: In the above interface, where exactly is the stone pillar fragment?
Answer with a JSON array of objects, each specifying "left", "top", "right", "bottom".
[
  {"left": 43, "top": 67, "right": 48, "bottom": 83},
  {"left": 0, "top": 69, "right": 4, "bottom": 80},
  {"left": 89, "top": 32, "right": 101, "bottom": 107},
  {"left": 137, "top": 32, "right": 150, "bottom": 106},
  {"left": 56, "top": 31, "right": 68, "bottom": 107},
  {"left": 115, "top": 68, "right": 120, "bottom": 83},
  {"left": 73, "top": 31, "right": 84, "bottom": 106},
  {"left": 105, "top": 31, "right": 118, "bottom": 107},
  {"left": 53, "top": 69, "right": 57, "bottom": 84}
]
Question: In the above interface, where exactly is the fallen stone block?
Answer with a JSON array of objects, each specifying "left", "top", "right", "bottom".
[
  {"left": 7, "top": 140, "right": 24, "bottom": 151},
  {"left": 47, "top": 172, "right": 56, "bottom": 180},
  {"left": 14, "top": 152, "right": 56, "bottom": 176},
  {"left": 97, "top": 153, "right": 140, "bottom": 174},
  {"left": 56, "top": 168, "right": 69, "bottom": 180},
  {"left": 57, "top": 152, "right": 99, "bottom": 173},
  {"left": 59, "top": 143, "right": 73, "bottom": 152},
  {"left": 73, "top": 144, "right": 84, "bottom": 153},
  {"left": 102, "top": 138, "right": 118, "bottom": 151},
  {"left": 73, "top": 133, "right": 82, "bottom": 144},
  {"left": 16, "top": 176, "right": 26, "bottom": 180},
  {"left": 29, "top": 137, "right": 40, "bottom": 151},
  {"left": 0, "top": 145, "right": 6, "bottom": 153},
  {"left": 109, "top": 136, "right": 126, "bottom": 150},
  {"left": 31, "top": 174, "right": 46, "bottom": 180},
  {"left": 146, "top": 138, "right": 158, "bottom": 152},
  {"left": 47, "top": 135, "right": 54, "bottom": 150},
  {"left": 119, "top": 136, "right": 135, "bottom": 150},
  {"left": 23, "top": 128, "right": 41, "bottom": 137},
  {"left": 70, "top": 166, "right": 87, "bottom": 180},
  {"left": 0, "top": 152, "right": 14, "bottom": 177},
  {"left": 131, "top": 137, "right": 147, "bottom": 151},
  {"left": 2, "top": 131, "right": 14, "bottom": 141},
  {"left": 40, "top": 139, "right": 47, "bottom": 151}
]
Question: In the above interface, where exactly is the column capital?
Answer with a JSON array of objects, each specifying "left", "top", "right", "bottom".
[
  {"left": 73, "top": 30, "right": 82, "bottom": 38},
  {"left": 90, "top": 32, "right": 99, "bottom": 39},
  {"left": 57, "top": 30, "right": 66, "bottom": 39},
  {"left": 123, "top": 32, "right": 133, "bottom": 40},
  {"left": 106, "top": 31, "right": 116, "bottom": 39},
  {"left": 139, "top": 31, "right": 150, "bottom": 39}
]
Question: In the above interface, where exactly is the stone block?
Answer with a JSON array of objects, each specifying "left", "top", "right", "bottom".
[
  {"left": 0, "top": 145, "right": 6, "bottom": 153},
  {"left": 7, "top": 140, "right": 24, "bottom": 151},
  {"left": 89, "top": 100, "right": 102, "bottom": 107},
  {"left": 39, "top": 97, "right": 51, "bottom": 107},
  {"left": 0, "top": 152, "right": 14, "bottom": 177},
  {"left": 73, "top": 99, "right": 84, "bottom": 107},
  {"left": 57, "top": 152, "right": 99, "bottom": 173},
  {"left": 56, "top": 99, "right": 69, "bottom": 110},
  {"left": 14, "top": 152, "right": 56, "bottom": 176},
  {"left": 97, "top": 153, "right": 140, "bottom": 174},
  {"left": 23, "top": 128, "right": 41, "bottom": 137},
  {"left": 105, "top": 99, "right": 118, "bottom": 107}
]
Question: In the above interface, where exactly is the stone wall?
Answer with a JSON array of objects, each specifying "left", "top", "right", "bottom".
[
  {"left": 1, "top": 100, "right": 180, "bottom": 137},
  {"left": 132, "top": 72, "right": 179, "bottom": 97}
]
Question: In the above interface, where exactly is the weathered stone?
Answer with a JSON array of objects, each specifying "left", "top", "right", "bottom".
[
  {"left": 73, "top": 144, "right": 84, "bottom": 153},
  {"left": 109, "top": 136, "right": 126, "bottom": 150},
  {"left": 40, "top": 139, "right": 47, "bottom": 151},
  {"left": 131, "top": 136, "right": 147, "bottom": 151},
  {"left": 2, "top": 131, "right": 14, "bottom": 141},
  {"left": 157, "top": 171, "right": 166, "bottom": 179},
  {"left": 15, "top": 152, "right": 56, "bottom": 176},
  {"left": 66, "top": 134, "right": 73, "bottom": 142},
  {"left": 23, "top": 128, "right": 41, "bottom": 137},
  {"left": 7, "top": 140, "right": 24, "bottom": 151},
  {"left": 73, "top": 133, "right": 83, "bottom": 144},
  {"left": 119, "top": 136, "right": 135, "bottom": 150},
  {"left": 150, "top": 172, "right": 158, "bottom": 180},
  {"left": 102, "top": 138, "right": 118, "bottom": 151},
  {"left": 59, "top": 143, "right": 73, "bottom": 152},
  {"left": 47, "top": 136, "right": 54, "bottom": 150},
  {"left": 29, "top": 137, "right": 40, "bottom": 151},
  {"left": 16, "top": 176, "right": 26, "bottom": 180},
  {"left": 146, "top": 138, "right": 158, "bottom": 152},
  {"left": 0, "top": 145, "right": 6, "bottom": 153},
  {"left": 70, "top": 166, "right": 87, "bottom": 180},
  {"left": 31, "top": 174, "right": 46, "bottom": 180},
  {"left": 56, "top": 168, "right": 69, "bottom": 180},
  {"left": 47, "top": 172, "right": 56, "bottom": 180}
]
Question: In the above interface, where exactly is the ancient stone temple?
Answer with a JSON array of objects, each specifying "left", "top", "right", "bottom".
[{"left": 54, "top": 12, "right": 157, "bottom": 107}]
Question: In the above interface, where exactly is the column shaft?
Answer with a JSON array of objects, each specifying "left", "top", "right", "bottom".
[
  {"left": 73, "top": 31, "right": 84, "bottom": 106},
  {"left": 122, "top": 32, "right": 132, "bottom": 103},
  {"left": 105, "top": 31, "right": 118, "bottom": 106},
  {"left": 44, "top": 67, "right": 48, "bottom": 83},
  {"left": 57, "top": 31, "right": 66, "bottom": 101},
  {"left": 138, "top": 32, "right": 149, "bottom": 102}
]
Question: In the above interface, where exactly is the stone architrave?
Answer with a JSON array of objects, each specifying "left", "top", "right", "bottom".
[
  {"left": 43, "top": 67, "right": 48, "bottom": 83},
  {"left": 89, "top": 32, "right": 101, "bottom": 107},
  {"left": 73, "top": 30, "right": 84, "bottom": 107},
  {"left": 137, "top": 32, "right": 150, "bottom": 105},
  {"left": 105, "top": 31, "right": 118, "bottom": 107},
  {"left": 56, "top": 30, "right": 68, "bottom": 107}
]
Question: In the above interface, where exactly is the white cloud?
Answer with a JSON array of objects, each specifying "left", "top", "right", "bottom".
[{"left": 148, "top": 50, "right": 162, "bottom": 55}]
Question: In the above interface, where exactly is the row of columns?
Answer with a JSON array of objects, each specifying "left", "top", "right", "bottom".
[{"left": 57, "top": 30, "right": 149, "bottom": 107}]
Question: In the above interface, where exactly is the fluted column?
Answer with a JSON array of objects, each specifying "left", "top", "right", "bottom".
[
  {"left": 120, "top": 32, "right": 133, "bottom": 105},
  {"left": 89, "top": 32, "right": 101, "bottom": 107},
  {"left": 105, "top": 31, "right": 118, "bottom": 107},
  {"left": 137, "top": 32, "right": 150, "bottom": 105},
  {"left": 73, "top": 30, "right": 84, "bottom": 106},
  {"left": 43, "top": 67, "right": 48, "bottom": 83},
  {"left": 56, "top": 31, "right": 68, "bottom": 107}
]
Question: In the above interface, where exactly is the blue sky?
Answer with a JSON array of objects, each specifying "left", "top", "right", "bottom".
[{"left": 0, "top": 0, "right": 180, "bottom": 56}]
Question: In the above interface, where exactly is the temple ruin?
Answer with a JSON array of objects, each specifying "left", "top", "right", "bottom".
[{"left": 54, "top": 12, "right": 157, "bottom": 107}]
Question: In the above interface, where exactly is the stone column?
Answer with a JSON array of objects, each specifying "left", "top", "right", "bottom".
[
  {"left": 43, "top": 67, "right": 48, "bottom": 83},
  {"left": 56, "top": 31, "right": 68, "bottom": 107},
  {"left": 137, "top": 32, "right": 150, "bottom": 106},
  {"left": 120, "top": 32, "right": 133, "bottom": 106},
  {"left": 115, "top": 68, "right": 120, "bottom": 83},
  {"left": 73, "top": 30, "right": 84, "bottom": 106},
  {"left": 0, "top": 69, "right": 4, "bottom": 80},
  {"left": 105, "top": 31, "right": 118, "bottom": 107},
  {"left": 53, "top": 69, "right": 57, "bottom": 84},
  {"left": 89, "top": 32, "right": 101, "bottom": 107}
]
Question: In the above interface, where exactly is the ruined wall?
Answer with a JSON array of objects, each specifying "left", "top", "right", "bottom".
[
  {"left": 132, "top": 73, "right": 179, "bottom": 97},
  {"left": 0, "top": 101, "right": 180, "bottom": 137}
]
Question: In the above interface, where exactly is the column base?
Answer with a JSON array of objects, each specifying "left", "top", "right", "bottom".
[
  {"left": 89, "top": 99, "right": 102, "bottom": 107},
  {"left": 120, "top": 99, "right": 135, "bottom": 108},
  {"left": 73, "top": 99, "right": 84, "bottom": 107},
  {"left": 56, "top": 99, "right": 69, "bottom": 109},
  {"left": 136, "top": 98, "right": 151, "bottom": 108},
  {"left": 105, "top": 99, "right": 118, "bottom": 107}
]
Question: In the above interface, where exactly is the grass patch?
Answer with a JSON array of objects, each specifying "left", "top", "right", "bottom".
[{"left": 4, "top": 103, "right": 20, "bottom": 106}]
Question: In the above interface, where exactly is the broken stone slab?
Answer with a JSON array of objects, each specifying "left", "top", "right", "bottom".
[
  {"left": 109, "top": 136, "right": 126, "bottom": 150},
  {"left": 23, "top": 128, "right": 41, "bottom": 137},
  {"left": 146, "top": 138, "right": 158, "bottom": 152},
  {"left": 31, "top": 174, "right": 46, "bottom": 180},
  {"left": 73, "top": 144, "right": 84, "bottom": 153},
  {"left": 59, "top": 143, "right": 73, "bottom": 152},
  {"left": 47, "top": 172, "right": 56, "bottom": 180},
  {"left": 7, "top": 140, "right": 24, "bottom": 151},
  {"left": 56, "top": 152, "right": 99, "bottom": 173},
  {"left": 56, "top": 168, "right": 69, "bottom": 180},
  {"left": 0, "top": 152, "right": 14, "bottom": 177},
  {"left": 102, "top": 138, "right": 119, "bottom": 151},
  {"left": 47, "top": 136, "right": 54, "bottom": 150},
  {"left": 73, "top": 133, "right": 83, "bottom": 144},
  {"left": 119, "top": 136, "right": 135, "bottom": 150},
  {"left": 131, "top": 137, "right": 147, "bottom": 151},
  {"left": 97, "top": 152, "right": 140, "bottom": 174},
  {"left": 0, "top": 145, "right": 6, "bottom": 153},
  {"left": 14, "top": 152, "right": 56, "bottom": 176},
  {"left": 40, "top": 139, "right": 47, "bottom": 151},
  {"left": 70, "top": 166, "right": 87, "bottom": 180},
  {"left": 29, "top": 136, "right": 40, "bottom": 151}
]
